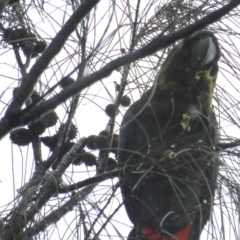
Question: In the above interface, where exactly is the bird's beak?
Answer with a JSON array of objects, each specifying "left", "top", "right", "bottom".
[{"left": 191, "top": 36, "right": 218, "bottom": 66}]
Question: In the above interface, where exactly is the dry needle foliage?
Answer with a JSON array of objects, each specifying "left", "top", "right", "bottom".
[{"left": 0, "top": 0, "right": 240, "bottom": 239}]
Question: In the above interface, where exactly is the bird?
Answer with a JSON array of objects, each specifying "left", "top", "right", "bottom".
[{"left": 118, "top": 31, "right": 220, "bottom": 240}]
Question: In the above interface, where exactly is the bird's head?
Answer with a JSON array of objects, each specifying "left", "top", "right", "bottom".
[{"left": 157, "top": 31, "right": 221, "bottom": 108}]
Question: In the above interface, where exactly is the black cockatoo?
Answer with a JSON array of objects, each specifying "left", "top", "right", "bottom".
[{"left": 118, "top": 31, "right": 220, "bottom": 240}]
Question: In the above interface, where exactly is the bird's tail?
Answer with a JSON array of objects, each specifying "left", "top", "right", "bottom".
[{"left": 128, "top": 224, "right": 191, "bottom": 240}]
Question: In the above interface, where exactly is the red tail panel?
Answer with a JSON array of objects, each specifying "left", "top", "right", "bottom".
[
  {"left": 174, "top": 224, "right": 190, "bottom": 240},
  {"left": 142, "top": 224, "right": 190, "bottom": 240},
  {"left": 142, "top": 225, "right": 163, "bottom": 240}
]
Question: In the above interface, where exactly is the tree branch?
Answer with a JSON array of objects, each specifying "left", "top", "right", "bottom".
[
  {"left": 20, "top": 185, "right": 96, "bottom": 239},
  {"left": 0, "top": 0, "right": 239, "bottom": 139},
  {"left": 58, "top": 169, "right": 119, "bottom": 193},
  {"left": 18, "top": 1, "right": 240, "bottom": 130},
  {"left": 1, "top": 139, "right": 86, "bottom": 239},
  {"left": 4, "top": 0, "right": 100, "bottom": 117}
]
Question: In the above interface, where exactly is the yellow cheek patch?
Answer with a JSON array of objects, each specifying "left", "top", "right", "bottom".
[
  {"left": 194, "top": 69, "right": 217, "bottom": 109},
  {"left": 181, "top": 113, "right": 191, "bottom": 132},
  {"left": 195, "top": 69, "right": 216, "bottom": 86}
]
